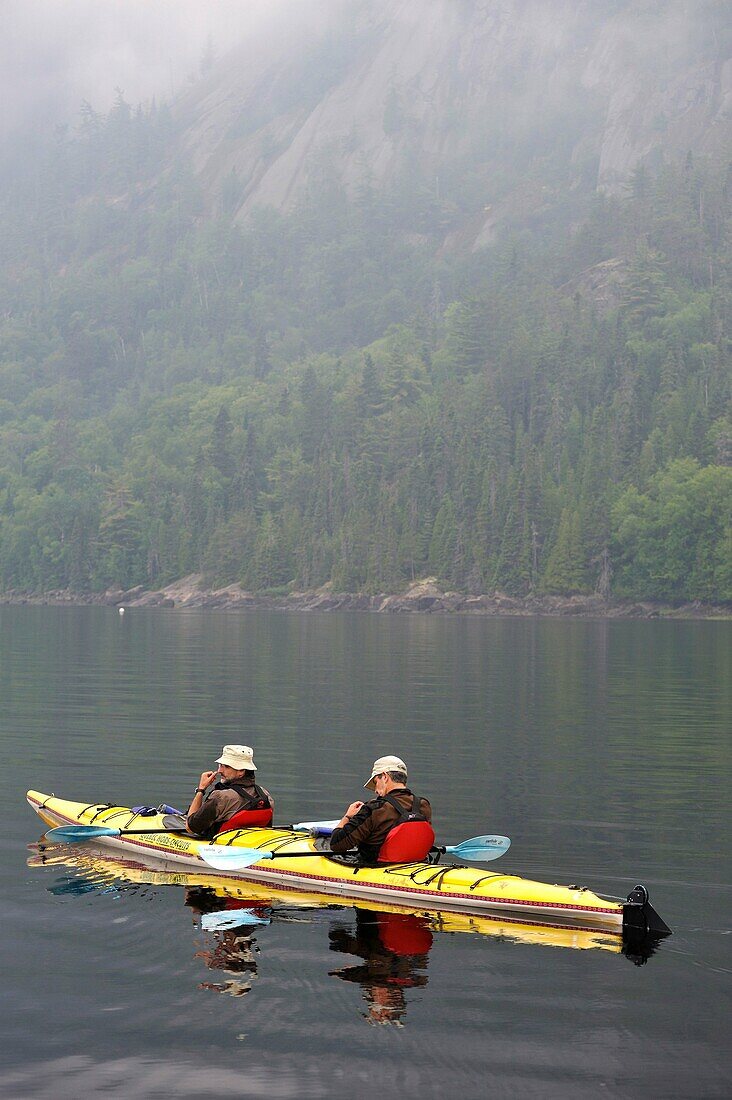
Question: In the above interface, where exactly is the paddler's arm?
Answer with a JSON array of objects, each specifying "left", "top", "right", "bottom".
[
  {"left": 329, "top": 802, "right": 373, "bottom": 853},
  {"left": 186, "top": 771, "right": 217, "bottom": 834}
]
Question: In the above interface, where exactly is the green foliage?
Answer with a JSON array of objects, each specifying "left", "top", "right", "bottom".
[
  {"left": 611, "top": 459, "right": 732, "bottom": 601},
  {"left": 0, "top": 101, "right": 730, "bottom": 603},
  {"left": 542, "top": 507, "right": 588, "bottom": 594}
]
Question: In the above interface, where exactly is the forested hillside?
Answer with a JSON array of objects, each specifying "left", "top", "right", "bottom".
[{"left": 0, "top": 86, "right": 730, "bottom": 602}]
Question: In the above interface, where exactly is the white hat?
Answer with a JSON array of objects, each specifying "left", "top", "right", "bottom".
[
  {"left": 364, "top": 755, "right": 407, "bottom": 791},
  {"left": 216, "top": 745, "right": 257, "bottom": 771}
]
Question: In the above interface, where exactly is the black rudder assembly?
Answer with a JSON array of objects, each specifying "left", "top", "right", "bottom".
[{"left": 623, "top": 883, "right": 672, "bottom": 935}]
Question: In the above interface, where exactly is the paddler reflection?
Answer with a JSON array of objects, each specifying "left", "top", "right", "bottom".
[
  {"left": 328, "top": 908, "right": 432, "bottom": 1026},
  {"left": 28, "top": 844, "right": 665, "bottom": 1019},
  {"left": 185, "top": 886, "right": 271, "bottom": 997}
]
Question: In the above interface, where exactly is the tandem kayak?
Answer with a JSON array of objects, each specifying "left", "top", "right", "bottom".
[{"left": 27, "top": 790, "right": 671, "bottom": 936}]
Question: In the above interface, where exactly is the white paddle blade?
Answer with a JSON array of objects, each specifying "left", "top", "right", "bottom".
[
  {"left": 198, "top": 845, "right": 273, "bottom": 870},
  {"left": 291, "top": 819, "right": 340, "bottom": 833}
]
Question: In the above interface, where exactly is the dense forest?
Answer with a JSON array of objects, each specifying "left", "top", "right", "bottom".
[{"left": 0, "top": 92, "right": 730, "bottom": 602}]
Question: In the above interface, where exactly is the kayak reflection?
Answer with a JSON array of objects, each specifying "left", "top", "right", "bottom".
[
  {"left": 329, "top": 909, "right": 432, "bottom": 1026},
  {"left": 28, "top": 843, "right": 667, "bottom": 1018}
]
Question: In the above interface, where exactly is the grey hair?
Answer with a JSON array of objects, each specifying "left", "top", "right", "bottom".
[{"left": 386, "top": 769, "right": 407, "bottom": 784}]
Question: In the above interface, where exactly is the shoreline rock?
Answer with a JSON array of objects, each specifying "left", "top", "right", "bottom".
[{"left": 1, "top": 576, "right": 729, "bottom": 620}]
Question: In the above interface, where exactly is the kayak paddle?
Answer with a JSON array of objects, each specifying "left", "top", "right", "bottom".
[
  {"left": 46, "top": 824, "right": 174, "bottom": 843},
  {"left": 48, "top": 818, "right": 338, "bottom": 844},
  {"left": 199, "top": 833, "right": 511, "bottom": 871},
  {"left": 290, "top": 819, "right": 340, "bottom": 834}
]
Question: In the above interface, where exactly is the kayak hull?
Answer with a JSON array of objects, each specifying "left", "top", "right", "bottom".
[
  {"left": 26, "top": 791, "right": 667, "bottom": 935},
  {"left": 28, "top": 847, "right": 625, "bottom": 955}
]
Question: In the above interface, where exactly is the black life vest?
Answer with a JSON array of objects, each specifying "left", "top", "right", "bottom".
[
  {"left": 217, "top": 781, "right": 273, "bottom": 831},
  {"left": 377, "top": 793, "right": 435, "bottom": 863}
]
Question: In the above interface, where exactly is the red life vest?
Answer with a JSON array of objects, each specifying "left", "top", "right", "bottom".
[
  {"left": 377, "top": 793, "right": 435, "bottom": 863},
  {"left": 216, "top": 782, "right": 273, "bottom": 833}
]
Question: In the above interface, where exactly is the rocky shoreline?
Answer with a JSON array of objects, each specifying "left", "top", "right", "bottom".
[{"left": 1, "top": 576, "right": 729, "bottom": 619}]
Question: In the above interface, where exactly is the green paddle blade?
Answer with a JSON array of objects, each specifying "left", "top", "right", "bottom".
[
  {"left": 47, "top": 825, "right": 121, "bottom": 842},
  {"left": 445, "top": 835, "right": 511, "bottom": 862},
  {"left": 199, "top": 845, "right": 275, "bottom": 870}
]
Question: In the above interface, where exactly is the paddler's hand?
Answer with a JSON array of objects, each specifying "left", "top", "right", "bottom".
[
  {"left": 334, "top": 800, "right": 366, "bottom": 830},
  {"left": 188, "top": 770, "right": 217, "bottom": 819}
]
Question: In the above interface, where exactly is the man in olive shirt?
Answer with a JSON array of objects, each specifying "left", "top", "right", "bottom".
[
  {"left": 187, "top": 745, "right": 274, "bottom": 839},
  {"left": 329, "top": 755, "right": 432, "bottom": 864}
]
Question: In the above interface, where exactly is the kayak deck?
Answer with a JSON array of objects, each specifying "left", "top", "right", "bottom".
[{"left": 26, "top": 790, "right": 670, "bottom": 935}]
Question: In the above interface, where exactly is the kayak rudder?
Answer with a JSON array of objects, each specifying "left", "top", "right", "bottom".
[{"left": 622, "top": 883, "right": 672, "bottom": 935}]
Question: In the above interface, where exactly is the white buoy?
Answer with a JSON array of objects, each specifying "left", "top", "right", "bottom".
[{"left": 119, "top": 607, "right": 125, "bottom": 615}]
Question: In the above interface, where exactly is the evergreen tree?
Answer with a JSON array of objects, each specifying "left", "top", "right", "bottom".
[
  {"left": 356, "top": 353, "right": 384, "bottom": 418},
  {"left": 542, "top": 507, "right": 587, "bottom": 594},
  {"left": 490, "top": 509, "right": 523, "bottom": 594},
  {"left": 428, "top": 494, "right": 457, "bottom": 580}
]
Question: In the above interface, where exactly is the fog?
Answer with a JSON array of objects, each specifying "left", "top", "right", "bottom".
[{"left": 1, "top": 0, "right": 298, "bottom": 140}]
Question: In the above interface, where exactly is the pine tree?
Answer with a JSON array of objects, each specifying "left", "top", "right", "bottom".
[
  {"left": 542, "top": 507, "right": 587, "bottom": 594},
  {"left": 211, "top": 405, "right": 234, "bottom": 481},
  {"left": 445, "top": 298, "right": 488, "bottom": 376},
  {"left": 428, "top": 495, "right": 457, "bottom": 580},
  {"left": 356, "top": 353, "right": 385, "bottom": 418},
  {"left": 492, "top": 499, "right": 532, "bottom": 596}
]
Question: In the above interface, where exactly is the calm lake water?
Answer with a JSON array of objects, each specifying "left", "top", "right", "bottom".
[{"left": 1, "top": 607, "right": 730, "bottom": 1099}]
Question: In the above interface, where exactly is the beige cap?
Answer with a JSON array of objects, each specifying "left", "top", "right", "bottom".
[
  {"left": 364, "top": 755, "right": 407, "bottom": 790},
  {"left": 216, "top": 745, "right": 257, "bottom": 771}
]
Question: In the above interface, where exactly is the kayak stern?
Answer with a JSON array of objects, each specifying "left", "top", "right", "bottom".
[{"left": 622, "top": 883, "right": 672, "bottom": 935}]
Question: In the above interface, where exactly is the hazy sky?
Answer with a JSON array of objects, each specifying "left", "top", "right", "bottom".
[{"left": 1, "top": 0, "right": 296, "bottom": 140}]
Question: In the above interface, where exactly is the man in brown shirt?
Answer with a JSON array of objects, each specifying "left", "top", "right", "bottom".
[
  {"left": 329, "top": 755, "right": 432, "bottom": 864},
  {"left": 187, "top": 745, "right": 274, "bottom": 839}
]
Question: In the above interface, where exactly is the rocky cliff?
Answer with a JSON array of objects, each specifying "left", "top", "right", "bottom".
[{"left": 174, "top": 0, "right": 731, "bottom": 245}]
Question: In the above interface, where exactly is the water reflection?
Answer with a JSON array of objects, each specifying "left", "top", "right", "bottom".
[
  {"left": 28, "top": 844, "right": 667, "bottom": 1025},
  {"left": 328, "top": 909, "right": 431, "bottom": 1026},
  {"left": 7, "top": 610, "right": 728, "bottom": 1097},
  {"left": 184, "top": 887, "right": 270, "bottom": 997},
  {"left": 181, "top": 884, "right": 433, "bottom": 1020}
]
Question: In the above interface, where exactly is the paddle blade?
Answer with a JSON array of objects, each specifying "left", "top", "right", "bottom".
[
  {"left": 446, "top": 835, "right": 511, "bottom": 862},
  {"left": 202, "top": 909, "right": 270, "bottom": 931},
  {"left": 46, "top": 825, "right": 121, "bottom": 843},
  {"left": 198, "top": 845, "right": 274, "bottom": 871},
  {"left": 291, "top": 819, "right": 339, "bottom": 834}
]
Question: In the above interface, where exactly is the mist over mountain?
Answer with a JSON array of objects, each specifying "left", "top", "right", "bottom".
[
  {"left": 176, "top": 0, "right": 732, "bottom": 237},
  {"left": 0, "top": 1, "right": 730, "bottom": 607},
  {"left": 0, "top": 0, "right": 286, "bottom": 143}
]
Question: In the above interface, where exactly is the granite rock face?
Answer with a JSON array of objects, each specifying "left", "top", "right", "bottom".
[{"left": 174, "top": 1, "right": 731, "bottom": 242}]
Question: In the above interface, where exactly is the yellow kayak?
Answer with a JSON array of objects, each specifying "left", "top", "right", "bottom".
[
  {"left": 27, "top": 790, "right": 670, "bottom": 936},
  {"left": 27, "top": 846, "right": 627, "bottom": 957}
]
